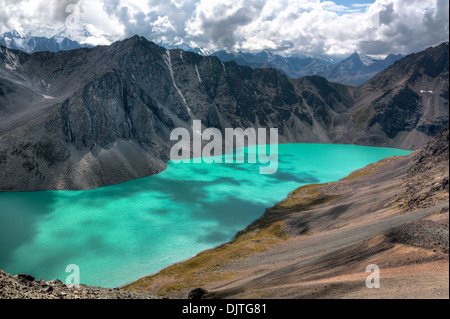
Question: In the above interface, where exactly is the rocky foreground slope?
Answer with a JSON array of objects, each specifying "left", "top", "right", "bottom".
[
  {"left": 0, "top": 40, "right": 448, "bottom": 191},
  {"left": 0, "top": 270, "right": 159, "bottom": 299},
  {"left": 125, "top": 129, "right": 449, "bottom": 299}
]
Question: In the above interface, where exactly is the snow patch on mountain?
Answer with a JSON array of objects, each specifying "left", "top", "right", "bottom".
[
  {"left": 359, "top": 54, "right": 376, "bottom": 66},
  {"left": 0, "top": 23, "right": 116, "bottom": 54}
]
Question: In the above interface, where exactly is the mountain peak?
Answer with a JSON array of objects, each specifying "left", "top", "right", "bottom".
[
  {"left": 0, "top": 39, "right": 447, "bottom": 193},
  {"left": 53, "top": 24, "right": 113, "bottom": 46},
  {"left": 346, "top": 52, "right": 376, "bottom": 66},
  {"left": 3, "top": 30, "right": 26, "bottom": 39},
  {"left": 0, "top": 28, "right": 90, "bottom": 54},
  {"left": 359, "top": 54, "right": 376, "bottom": 66},
  {"left": 156, "top": 39, "right": 211, "bottom": 56},
  {"left": 116, "top": 35, "right": 153, "bottom": 48},
  {"left": 255, "top": 49, "right": 277, "bottom": 63},
  {"left": 0, "top": 22, "right": 116, "bottom": 53}
]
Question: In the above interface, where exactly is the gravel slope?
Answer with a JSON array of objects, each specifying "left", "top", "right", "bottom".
[
  {"left": 125, "top": 130, "right": 448, "bottom": 299},
  {"left": 0, "top": 270, "right": 160, "bottom": 299}
]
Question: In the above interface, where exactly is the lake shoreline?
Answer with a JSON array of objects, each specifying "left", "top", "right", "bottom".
[
  {"left": 124, "top": 131, "right": 448, "bottom": 299},
  {"left": 0, "top": 143, "right": 412, "bottom": 289},
  {"left": 0, "top": 142, "right": 414, "bottom": 194}
]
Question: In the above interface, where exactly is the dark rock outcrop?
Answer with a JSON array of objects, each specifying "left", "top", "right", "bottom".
[
  {"left": 188, "top": 288, "right": 211, "bottom": 299},
  {"left": 400, "top": 128, "right": 449, "bottom": 211}
]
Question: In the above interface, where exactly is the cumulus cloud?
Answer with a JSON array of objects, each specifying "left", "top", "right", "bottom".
[
  {"left": 0, "top": 0, "right": 448, "bottom": 57},
  {"left": 0, "top": 0, "right": 80, "bottom": 30},
  {"left": 185, "top": 0, "right": 266, "bottom": 50},
  {"left": 362, "top": 0, "right": 450, "bottom": 55}
]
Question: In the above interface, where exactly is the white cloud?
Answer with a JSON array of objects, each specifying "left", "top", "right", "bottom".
[
  {"left": 0, "top": 0, "right": 448, "bottom": 57},
  {"left": 152, "top": 15, "right": 176, "bottom": 34}
]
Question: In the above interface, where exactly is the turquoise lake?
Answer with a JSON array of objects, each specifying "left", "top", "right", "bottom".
[{"left": 0, "top": 144, "right": 411, "bottom": 288}]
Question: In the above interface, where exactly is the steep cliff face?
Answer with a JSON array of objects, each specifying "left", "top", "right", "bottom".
[
  {"left": 0, "top": 38, "right": 448, "bottom": 191},
  {"left": 351, "top": 42, "right": 449, "bottom": 149},
  {"left": 400, "top": 128, "right": 449, "bottom": 211}
]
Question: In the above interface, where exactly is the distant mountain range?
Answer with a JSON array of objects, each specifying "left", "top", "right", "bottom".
[
  {"left": 0, "top": 30, "right": 90, "bottom": 53},
  {"left": 212, "top": 50, "right": 405, "bottom": 85},
  {"left": 0, "top": 36, "right": 447, "bottom": 192},
  {"left": 1, "top": 28, "right": 403, "bottom": 85},
  {"left": 0, "top": 25, "right": 113, "bottom": 54}
]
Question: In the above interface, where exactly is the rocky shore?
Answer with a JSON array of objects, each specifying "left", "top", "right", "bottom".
[{"left": 0, "top": 270, "right": 160, "bottom": 299}]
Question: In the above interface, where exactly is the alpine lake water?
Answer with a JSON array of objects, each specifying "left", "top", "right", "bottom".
[{"left": 0, "top": 144, "right": 411, "bottom": 288}]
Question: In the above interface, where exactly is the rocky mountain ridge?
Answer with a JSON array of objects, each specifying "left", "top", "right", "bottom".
[
  {"left": 0, "top": 38, "right": 448, "bottom": 191},
  {"left": 2, "top": 29, "right": 404, "bottom": 86}
]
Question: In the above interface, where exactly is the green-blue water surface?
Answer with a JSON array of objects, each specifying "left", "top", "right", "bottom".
[{"left": 0, "top": 144, "right": 411, "bottom": 287}]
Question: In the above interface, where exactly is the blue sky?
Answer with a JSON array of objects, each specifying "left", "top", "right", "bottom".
[
  {"left": 334, "top": 0, "right": 375, "bottom": 5},
  {"left": 326, "top": 0, "right": 392, "bottom": 19},
  {"left": 327, "top": 0, "right": 376, "bottom": 12}
]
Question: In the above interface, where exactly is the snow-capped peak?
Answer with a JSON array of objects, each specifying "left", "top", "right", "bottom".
[
  {"left": 53, "top": 24, "right": 113, "bottom": 46},
  {"left": 0, "top": 23, "right": 105, "bottom": 53},
  {"left": 197, "top": 47, "right": 211, "bottom": 56},
  {"left": 2, "top": 22, "right": 116, "bottom": 47},
  {"left": 6, "top": 30, "right": 25, "bottom": 39},
  {"left": 156, "top": 39, "right": 211, "bottom": 56},
  {"left": 8, "top": 24, "right": 27, "bottom": 38},
  {"left": 358, "top": 53, "right": 375, "bottom": 66}
]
